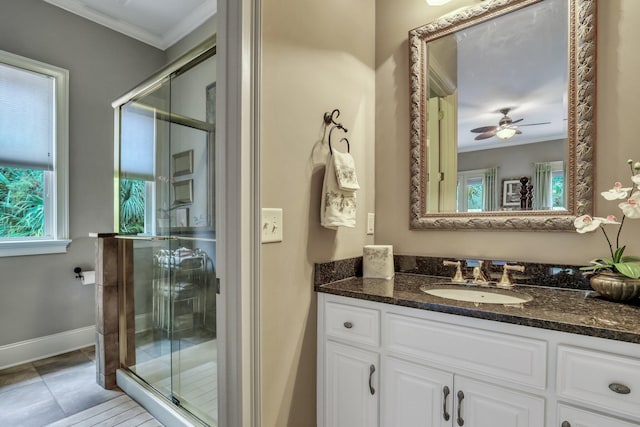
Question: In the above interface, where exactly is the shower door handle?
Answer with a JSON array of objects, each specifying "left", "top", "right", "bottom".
[{"left": 216, "top": 278, "right": 221, "bottom": 295}]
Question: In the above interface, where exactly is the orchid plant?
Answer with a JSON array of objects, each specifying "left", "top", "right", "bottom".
[{"left": 574, "top": 160, "right": 640, "bottom": 279}]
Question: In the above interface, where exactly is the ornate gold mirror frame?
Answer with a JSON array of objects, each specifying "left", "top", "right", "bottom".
[{"left": 408, "top": 0, "right": 596, "bottom": 230}]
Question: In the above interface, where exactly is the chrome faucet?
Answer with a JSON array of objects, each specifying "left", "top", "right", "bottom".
[
  {"left": 443, "top": 260, "right": 465, "bottom": 283},
  {"left": 497, "top": 264, "right": 525, "bottom": 289}
]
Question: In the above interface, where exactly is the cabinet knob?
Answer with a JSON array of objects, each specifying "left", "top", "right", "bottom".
[
  {"left": 561, "top": 422, "right": 571, "bottom": 427},
  {"left": 343, "top": 321, "right": 353, "bottom": 329},
  {"left": 609, "top": 383, "right": 631, "bottom": 394}
]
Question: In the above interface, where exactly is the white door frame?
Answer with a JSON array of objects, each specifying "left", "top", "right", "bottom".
[{"left": 217, "top": 0, "right": 261, "bottom": 425}]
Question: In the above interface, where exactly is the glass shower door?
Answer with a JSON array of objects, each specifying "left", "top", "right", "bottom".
[
  {"left": 167, "top": 52, "right": 217, "bottom": 427},
  {"left": 117, "top": 44, "right": 218, "bottom": 426},
  {"left": 119, "top": 78, "right": 174, "bottom": 404}
]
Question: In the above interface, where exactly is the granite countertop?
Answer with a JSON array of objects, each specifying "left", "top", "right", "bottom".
[{"left": 315, "top": 273, "right": 640, "bottom": 344}]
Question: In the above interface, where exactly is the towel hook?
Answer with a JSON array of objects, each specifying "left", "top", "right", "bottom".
[
  {"left": 339, "top": 137, "right": 350, "bottom": 153},
  {"left": 324, "top": 108, "right": 350, "bottom": 154},
  {"left": 323, "top": 108, "right": 349, "bottom": 132},
  {"left": 328, "top": 125, "right": 349, "bottom": 154}
]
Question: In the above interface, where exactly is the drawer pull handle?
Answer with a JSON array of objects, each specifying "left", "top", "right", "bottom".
[
  {"left": 456, "top": 390, "right": 464, "bottom": 426},
  {"left": 343, "top": 321, "right": 353, "bottom": 329},
  {"left": 369, "top": 364, "right": 375, "bottom": 395},
  {"left": 442, "top": 385, "right": 450, "bottom": 421},
  {"left": 609, "top": 383, "right": 631, "bottom": 394},
  {"left": 561, "top": 422, "right": 571, "bottom": 427}
]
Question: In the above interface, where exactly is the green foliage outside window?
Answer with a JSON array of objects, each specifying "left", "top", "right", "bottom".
[
  {"left": 552, "top": 175, "right": 564, "bottom": 208},
  {"left": 0, "top": 167, "right": 45, "bottom": 237},
  {"left": 119, "top": 178, "right": 146, "bottom": 234},
  {"left": 467, "top": 182, "right": 483, "bottom": 211}
]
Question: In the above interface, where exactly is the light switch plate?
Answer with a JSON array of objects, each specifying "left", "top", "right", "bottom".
[
  {"left": 261, "top": 208, "right": 283, "bottom": 243},
  {"left": 367, "top": 213, "right": 375, "bottom": 235}
]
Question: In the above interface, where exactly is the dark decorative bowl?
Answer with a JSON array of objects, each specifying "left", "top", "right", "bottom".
[{"left": 590, "top": 272, "right": 640, "bottom": 301}]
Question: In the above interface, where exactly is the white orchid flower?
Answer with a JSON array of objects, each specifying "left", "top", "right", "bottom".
[
  {"left": 595, "top": 215, "right": 620, "bottom": 225},
  {"left": 601, "top": 182, "right": 632, "bottom": 200},
  {"left": 574, "top": 215, "right": 602, "bottom": 233},
  {"left": 618, "top": 191, "right": 640, "bottom": 219}
]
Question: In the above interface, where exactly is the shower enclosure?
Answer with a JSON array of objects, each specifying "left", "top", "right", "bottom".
[{"left": 113, "top": 38, "right": 218, "bottom": 426}]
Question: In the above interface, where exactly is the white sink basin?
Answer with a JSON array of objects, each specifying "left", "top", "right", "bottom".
[{"left": 420, "top": 286, "right": 532, "bottom": 305}]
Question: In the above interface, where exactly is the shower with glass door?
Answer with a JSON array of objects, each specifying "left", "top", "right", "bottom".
[{"left": 114, "top": 38, "right": 218, "bottom": 426}]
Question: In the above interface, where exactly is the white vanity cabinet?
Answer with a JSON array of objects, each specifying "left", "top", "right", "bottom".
[
  {"left": 556, "top": 346, "right": 640, "bottom": 426},
  {"left": 382, "top": 357, "right": 544, "bottom": 427},
  {"left": 325, "top": 340, "right": 379, "bottom": 427},
  {"left": 317, "top": 292, "right": 640, "bottom": 427},
  {"left": 319, "top": 299, "right": 381, "bottom": 427},
  {"left": 382, "top": 357, "right": 451, "bottom": 427}
]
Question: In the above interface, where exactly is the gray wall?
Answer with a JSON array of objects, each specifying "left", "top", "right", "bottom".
[
  {"left": 458, "top": 139, "right": 566, "bottom": 182},
  {"left": 0, "top": 0, "right": 166, "bottom": 346}
]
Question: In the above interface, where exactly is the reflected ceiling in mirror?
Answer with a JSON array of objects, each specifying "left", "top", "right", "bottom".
[{"left": 409, "top": 0, "right": 596, "bottom": 230}]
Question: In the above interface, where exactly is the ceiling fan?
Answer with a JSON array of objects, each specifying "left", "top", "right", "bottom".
[{"left": 470, "top": 108, "right": 551, "bottom": 140}]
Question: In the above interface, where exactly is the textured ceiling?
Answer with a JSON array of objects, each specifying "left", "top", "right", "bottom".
[
  {"left": 43, "top": 0, "right": 217, "bottom": 50},
  {"left": 454, "top": 0, "right": 568, "bottom": 152}
]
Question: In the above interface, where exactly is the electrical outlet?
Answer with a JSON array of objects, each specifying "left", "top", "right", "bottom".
[
  {"left": 367, "top": 213, "right": 375, "bottom": 235},
  {"left": 261, "top": 208, "right": 283, "bottom": 243}
]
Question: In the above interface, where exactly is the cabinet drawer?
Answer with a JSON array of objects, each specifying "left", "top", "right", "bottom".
[
  {"left": 558, "top": 404, "right": 638, "bottom": 427},
  {"left": 557, "top": 346, "right": 640, "bottom": 420},
  {"left": 385, "top": 313, "right": 546, "bottom": 389},
  {"left": 325, "top": 301, "right": 380, "bottom": 347}
]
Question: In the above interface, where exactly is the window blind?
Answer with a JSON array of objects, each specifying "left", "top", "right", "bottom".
[
  {"left": 120, "top": 102, "right": 155, "bottom": 180},
  {"left": 0, "top": 62, "right": 54, "bottom": 170}
]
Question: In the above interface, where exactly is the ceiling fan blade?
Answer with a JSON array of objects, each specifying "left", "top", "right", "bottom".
[
  {"left": 475, "top": 130, "right": 496, "bottom": 140},
  {"left": 470, "top": 125, "right": 497, "bottom": 133},
  {"left": 517, "top": 121, "right": 552, "bottom": 127},
  {"left": 511, "top": 118, "right": 524, "bottom": 124}
]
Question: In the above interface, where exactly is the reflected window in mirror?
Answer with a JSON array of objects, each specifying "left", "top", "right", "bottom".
[{"left": 456, "top": 167, "right": 499, "bottom": 213}]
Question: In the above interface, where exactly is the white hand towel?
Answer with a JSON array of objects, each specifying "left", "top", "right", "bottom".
[
  {"left": 321, "top": 152, "right": 357, "bottom": 229},
  {"left": 332, "top": 150, "right": 360, "bottom": 191}
]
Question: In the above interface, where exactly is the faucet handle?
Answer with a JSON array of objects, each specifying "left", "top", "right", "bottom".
[
  {"left": 443, "top": 260, "right": 465, "bottom": 283},
  {"left": 497, "top": 264, "right": 525, "bottom": 289}
]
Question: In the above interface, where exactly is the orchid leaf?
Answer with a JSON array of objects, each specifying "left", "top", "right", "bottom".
[
  {"left": 590, "top": 258, "right": 614, "bottom": 266},
  {"left": 579, "top": 265, "right": 608, "bottom": 271},
  {"left": 613, "top": 246, "right": 626, "bottom": 263},
  {"left": 614, "top": 262, "right": 640, "bottom": 279},
  {"left": 621, "top": 256, "right": 640, "bottom": 262}
]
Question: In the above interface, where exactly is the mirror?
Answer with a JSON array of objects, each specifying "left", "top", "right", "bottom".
[{"left": 409, "top": 0, "right": 596, "bottom": 230}]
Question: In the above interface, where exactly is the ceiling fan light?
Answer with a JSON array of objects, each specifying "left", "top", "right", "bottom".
[{"left": 496, "top": 127, "right": 517, "bottom": 140}]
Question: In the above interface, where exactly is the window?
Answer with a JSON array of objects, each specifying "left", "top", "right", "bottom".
[
  {"left": 0, "top": 50, "right": 69, "bottom": 256},
  {"left": 457, "top": 170, "right": 486, "bottom": 212},
  {"left": 118, "top": 102, "right": 156, "bottom": 236},
  {"left": 551, "top": 162, "right": 565, "bottom": 210}
]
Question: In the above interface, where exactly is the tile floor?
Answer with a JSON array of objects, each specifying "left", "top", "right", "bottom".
[
  {"left": 129, "top": 330, "right": 217, "bottom": 426},
  {"left": 0, "top": 346, "right": 158, "bottom": 427}
]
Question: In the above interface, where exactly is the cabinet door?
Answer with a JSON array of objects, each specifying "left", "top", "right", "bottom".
[
  {"left": 453, "top": 376, "right": 544, "bottom": 427},
  {"left": 558, "top": 404, "right": 639, "bottom": 427},
  {"left": 325, "top": 341, "right": 379, "bottom": 427},
  {"left": 382, "top": 357, "right": 453, "bottom": 427}
]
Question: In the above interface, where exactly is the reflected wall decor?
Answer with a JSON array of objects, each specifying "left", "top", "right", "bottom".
[{"left": 173, "top": 179, "right": 193, "bottom": 204}]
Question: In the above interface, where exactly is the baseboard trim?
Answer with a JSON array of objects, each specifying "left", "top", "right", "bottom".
[
  {"left": 135, "top": 313, "right": 153, "bottom": 333},
  {"left": 0, "top": 325, "right": 95, "bottom": 369}
]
